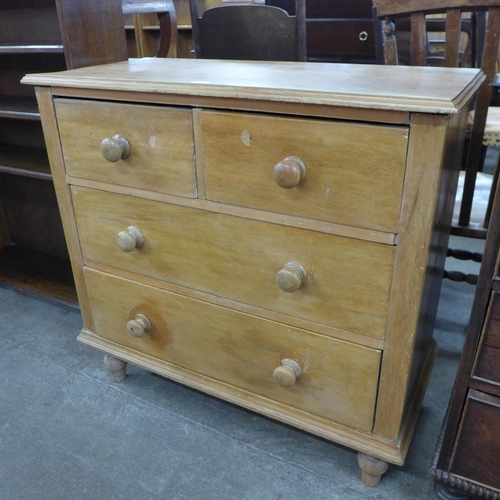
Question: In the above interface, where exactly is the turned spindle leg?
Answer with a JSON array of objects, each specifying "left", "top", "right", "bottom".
[
  {"left": 357, "top": 452, "right": 389, "bottom": 487},
  {"left": 103, "top": 354, "right": 127, "bottom": 383}
]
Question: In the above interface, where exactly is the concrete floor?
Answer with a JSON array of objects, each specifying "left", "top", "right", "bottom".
[{"left": 0, "top": 236, "right": 483, "bottom": 500}]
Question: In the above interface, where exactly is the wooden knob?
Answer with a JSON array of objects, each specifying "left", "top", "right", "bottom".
[
  {"left": 276, "top": 262, "right": 307, "bottom": 292},
  {"left": 101, "top": 134, "right": 131, "bottom": 162},
  {"left": 273, "top": 156, "right": 305, "bottom": 188},
  {"left": 273, "top": 359, "right": 301, "bottom": 387},
  {"left": 127, "top": 313, "right": 152, "bottom": 338},
  {"left": 117, "top": 226, "right": 143, "bottom": 252}
]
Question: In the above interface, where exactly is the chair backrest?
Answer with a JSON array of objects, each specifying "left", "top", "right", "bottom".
[
  {"left": 373, "top": 0, "right": 500, "bottom": 232},
  {"left": 189, "top": 0, "right": 306, "bottom": 61},
  {"left": 122, "top": 0, "right": 177, "bottom": 57}
]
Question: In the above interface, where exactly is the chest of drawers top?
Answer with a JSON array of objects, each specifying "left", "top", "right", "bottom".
[{"left": 23, "top": 58, "right": 482, "bottom": 116}]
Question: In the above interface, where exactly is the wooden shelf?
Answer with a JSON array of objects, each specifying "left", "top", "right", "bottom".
[
  {"left": 0, "top": 96, "right": 40, "bottom": 120},
  {"left": 0, "top": 146, "right": 51, "bottom": 180},
  {"left": 0, "top": 245, "right": 78, "bottom": 309},
  {"left": 0, "top": 43, "right": 64, "bottom": 54}
]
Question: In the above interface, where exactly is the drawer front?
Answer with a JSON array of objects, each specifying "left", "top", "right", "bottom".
[
  {"left": 84, "top": 268, "right": 381, "bottom": 432},
  {"left": 73, "top": 187, "right": 395, "bottom": 339},
  {"left": 307, "top": 20, "right": 377, "bottom": 62},
  {"left": 473, "top": 291, "right": 500, "bottom": 385},
  {"left": 55, "top": 99, "right": 196, "bottom": 197},
  {"left": 198, "top": 111, "right": 408, "bottom": 233},
  {"left": 450, "top": 389, "right": 500, "bottom": 491}
]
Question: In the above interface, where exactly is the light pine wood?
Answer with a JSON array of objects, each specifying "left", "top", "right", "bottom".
[
  {"left": 273, "top": 156, "right": 306, "bottom": 189},
  {"left": 26, "top": 58, "right": 480, "bottom": 483},
  {"left": 34, "top": 87, "right": 95, "bottom": 330},
  {"left": 85, "top": 260, "right": 387, "bottom": 350},
  {"left": 117, "top": 226, "right": 144, "bottom": 252},
  {"left": 273, "top": 359, "right": 302, "bottom": 387},
  {"left": 126, "top": 313, "right": 152, "bottom": 338},
  {"left": 100, "top": 134, "right": 131, "bottom": 162},
  {"left": 374, "top": 112, "right": 463, "bottom": 442},
  {"left": 21, "top": 58, "right": 484, "bottom": 115},
  {"left": 79, "top": 326, "right": 403, "bottom": 462},
  {"left": 51, "top": 85, "right": 412, "bottom": 126},
  {"left": 66, "top": 175, "right": 397, "bottom": 246},
  {"left": 72, "top": 186, "right": 395, "bottom": 339},
  {"left": 198, "top": 110, "right": 408, "bottom": 233},
  {"left": 84, "top": 267, "right": 381, "bottom": 431},
  {"left": 103, "top": 354, "right": 127, "bottom": 382},
  {"left": 276, "top": 262, "right": 307, "bottom": 293},
  {"left": 55, "top": 98, "right": 196, "bottom": 197},
  {"left": 357, "top": 453, "right": 390, "bottom": 487}
]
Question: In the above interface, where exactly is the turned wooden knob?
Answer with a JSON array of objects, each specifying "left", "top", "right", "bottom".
[
  {"left": 273, "top": 359, "right": 301, "bottom": 387},
  {"left": 276, "top": 262, "right": 307, "bottom": 292},
  {"left": 101, "top": 134, "right": 131, "bottom": 162},
  {"left": 117, "top": 226, "right": 144, "bottom": 252},
  {"left": 127, "top": 313, "right": 152, "bottom": 338},
  {"left": 273, "top": 156, "right": 306, "bottom": 188}
]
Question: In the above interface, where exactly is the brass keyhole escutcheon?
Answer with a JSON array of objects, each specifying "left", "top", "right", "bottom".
[{"left": 359, "top": 31, "right": 368, "bottom": 42}]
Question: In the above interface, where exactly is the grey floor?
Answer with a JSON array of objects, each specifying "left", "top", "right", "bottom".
[{"left": 0, "top": 235, "right": 484, "bottom": 500}]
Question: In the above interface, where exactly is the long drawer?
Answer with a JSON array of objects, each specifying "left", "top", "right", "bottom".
[
  {"left": 56, "top": 99, "right": 196, "bottom": 197},
  {"left": 84, "top": 267, "right": 381, "bottom": 432},
  {"left": 198, "top": 110, "right": 408, "bottom": 233},
  {"left": 73, "top": 187, "right": 395, "bottom": 339}
]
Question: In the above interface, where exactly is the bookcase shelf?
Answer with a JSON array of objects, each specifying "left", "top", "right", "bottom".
[{"left": 0, "top": 0, "right": 128, "bottom": 307}]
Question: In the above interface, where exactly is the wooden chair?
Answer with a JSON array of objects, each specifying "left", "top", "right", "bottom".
[
  {"left": 122, "top": 0, "right": 177, "bottom": 57},
  {"left": 189, "top": 0, "right": 306, "bottom": 61},
  {"left": 373, "top": 1, "right": 500, "bottom": 284}
]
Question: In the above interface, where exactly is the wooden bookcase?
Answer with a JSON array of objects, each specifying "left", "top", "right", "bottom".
[{"left": 0, "top": 0, "right": 128, "bottom": 307}]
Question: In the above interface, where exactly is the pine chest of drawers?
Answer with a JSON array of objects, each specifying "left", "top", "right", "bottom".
[{"left": 23, "top": 59, "right": 482, "bottom": 485}]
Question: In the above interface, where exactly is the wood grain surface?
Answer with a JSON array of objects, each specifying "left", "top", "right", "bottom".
[
  {"left": 73, "top": 187, "right": 395, "bottom": 339},
  {"left": 55, "top": 98, "right": 196, "bottom": 197},
  {"left": 198, "top": 110, "right": 408, "bottom": 233},
  {"left": 84, "top": 267, "right": 381, "bottom": 431}
]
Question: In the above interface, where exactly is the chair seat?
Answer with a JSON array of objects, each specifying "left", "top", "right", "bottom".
[
  {"left": 470, "top": 106, "right": 500, "bottom": 146},
  {"left": 454, "top": 171, "right": 493, "bottom": 227}
]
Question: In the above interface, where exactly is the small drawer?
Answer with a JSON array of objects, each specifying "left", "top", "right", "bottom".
[
  {"left": 55, "top": 98, "right": 196, "bottom": 197},
  {"left": 197, "top": 111, "right": 408, "bottom": 233},
  {"left": 450, "top": 389, "right": 500, "bottom": 491},
  {"left": 73, "top": 187, "right": 395, "bottom": 339},
  {"left": 84, "top": 267, "right": 381, "bottom": 432},
  {"left": 307, "top": 19, "right": 377, "bottom": 61},
  {"left": 473, "top": 291, "right": 500, "bottom": 385}
]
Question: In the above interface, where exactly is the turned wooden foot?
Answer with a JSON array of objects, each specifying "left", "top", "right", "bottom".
[
  {"left": 434, "top": 481, "right": 471, "bottom": 500},
  {"left": 357, "top": 453, "right": 389, "bottom": 487},
  {"left": 103, "top": 354, "right": 127, "bottom": 383}
]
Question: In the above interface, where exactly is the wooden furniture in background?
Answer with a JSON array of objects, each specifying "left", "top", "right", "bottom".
[
  {"left": 267, "top": 0, "right": 381, "bottom": 63},
  {"left": 24, "top": 58, "right": 481, "bottom": 486},
  {"left": 0, "top": 0, "right": 128, "bottom": 307},
  {"left": 374, "top": 0, "right": 500, "bottom": 242},
  {"left": 122, "top": 0, "right": 178, "bottom": 58},
  {"left": 189, "top": 0, "right": 306, "bottom": 61},
  {"left": 430, "top": 163, "right": 500, "bottom": 500},
  {"left": 169, "top": 0, "right": 254, "bottom": 59}
]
